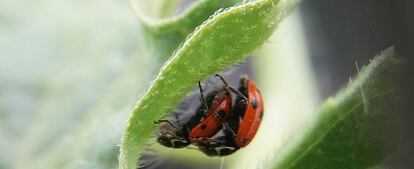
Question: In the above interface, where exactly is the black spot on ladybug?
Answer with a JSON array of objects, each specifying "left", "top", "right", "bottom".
[
  {"left": 201, "top": 124, "right": 207, "bottom": 130},
  {"left": 259, "top": 111, "right": 264, "bottom": 119},
  {"left": 251, "top": 99, "right": 258, "bottom": 109},
  {"left": 217, "top": 110, "right": 225, "bottom": 119}
]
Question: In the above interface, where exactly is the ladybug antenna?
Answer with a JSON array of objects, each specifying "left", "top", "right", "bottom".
[
  {"left": 215, "top": 74, "right": 230, "bottom": 86},
  {"left": 215, "top": 74, "right": 248, "bottom": 101},
  {"left": 220, "top": 120, "right": 237, "bottom": 138},
  {"left": 198, "top": 81, "right": 210, "bottom": 114}
]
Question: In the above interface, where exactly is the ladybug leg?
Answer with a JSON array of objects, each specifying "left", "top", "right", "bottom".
[
  {"left": 198, "top": 81, "right": 210, "bottom": 117},
  {"left": 214, "top": 117, "right": 236, "bottom": 137},
  {"left": 215, "top": 74, "right": 248, "bottom": 101},
  {"left": 226, "top": 86, "right": 247, "bottom": 101},
  {"left": 196, "top": 136, "right": 239, "bottom": 156},
  {"left": 158, "top": 130, "right": 190, "bottom": 148},
  {"left": 211, "top": 112, "right": 237, "bottom": 138},
  {"left": 153, "top": 119, "right": 178, "bottom": 129},
  {"left": 160, "top": 130, "right": 181, "bottom": 138},
  {"left": 192, "top": 137, "right": 226, "bottom": 146},
  {"left": 221, "top": 122, "right": 237, "bottom": 138}
]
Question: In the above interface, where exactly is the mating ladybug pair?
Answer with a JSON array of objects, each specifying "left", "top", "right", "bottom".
[{"left": 154, "top": 74, "right": 264, "bottom": 156}]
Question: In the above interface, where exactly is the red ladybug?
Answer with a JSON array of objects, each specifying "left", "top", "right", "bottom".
[
  {"left": 188, "top": 88, "right": 232, "bottom": 141},
  {"left": 155, "top": 81, "right": 233, "bottom": 149},
  {"left": 233, "top": 75, "right": 264, "bottom": 147},
  {"left": 155, "top": 74, "right": 264, "bottom": 157},
  {"left": 197, "top": 75, "right": 264, "bottom": 156}
]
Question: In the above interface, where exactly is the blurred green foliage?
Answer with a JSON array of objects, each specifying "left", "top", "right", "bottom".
[
  {"left": 0, "top": 0, "right": 153, "bottom": 168},
  {"left": 272, "top": 48, "right": 409, "bottom": 169}
]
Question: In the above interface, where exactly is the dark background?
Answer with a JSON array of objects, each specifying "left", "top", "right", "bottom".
[
  {"left": 301, "top": 0, "right": 414, "bottom": 168},
  {"left": 301, "top": 0, "right": 413, "bottom": 98}
]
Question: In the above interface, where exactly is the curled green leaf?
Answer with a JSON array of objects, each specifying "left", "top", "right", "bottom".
[
  {"left": 133, "top": 0, "right": 243, "bottom": 59},
  {"left": 119, "top": 0, "right": 300, "bottom": 168},
  {"left": 272, "top": 47, "right": 409, "bottom": 169}
]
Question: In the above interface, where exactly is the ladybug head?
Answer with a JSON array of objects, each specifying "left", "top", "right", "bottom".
[{"left": 198, "top": 144, "right": 239, "bottom": 157}]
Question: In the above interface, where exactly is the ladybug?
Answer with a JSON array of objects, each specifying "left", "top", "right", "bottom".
[
  {"left": 231, "top": 74, "right": 264, "bottom": 147},
  {"left": 155, "top": 80, "right": 234, "bottom": 149},
  {"left": 187, "top": 87, "right": 232, "bottom": 141},
  {"left": 196, "top": 74, "right": 264, "bottom": 156},
  {"left": 155, "top": 74, "right": 264, "bottom": 157}
]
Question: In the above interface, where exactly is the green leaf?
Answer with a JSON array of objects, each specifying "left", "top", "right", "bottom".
[
  {"left": 272, "top": 47, "right": 409, "bottom": 169},
  {"left": 118, "top": 0, "right": 300, "bottom": 168},
  {"left": 133, "top": 0, "right": 243, "bottom": 60}
]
